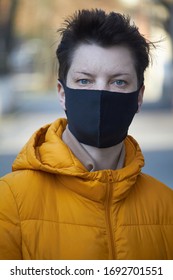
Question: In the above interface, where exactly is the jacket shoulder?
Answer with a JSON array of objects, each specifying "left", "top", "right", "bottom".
[
  {"left": 139, "top": 172, "right": 173, "bottom": 194},
  {"left": 132, "top": 172, "right": 173, "bottom": 220}
]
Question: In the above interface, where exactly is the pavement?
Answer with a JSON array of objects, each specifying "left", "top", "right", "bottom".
[{"left": 0, "top": 90, "right": 173, "bottom": 189}]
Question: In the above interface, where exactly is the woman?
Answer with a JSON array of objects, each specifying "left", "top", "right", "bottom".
[{"left": 0, "top": 9, "right": 173, "bottom": 260}]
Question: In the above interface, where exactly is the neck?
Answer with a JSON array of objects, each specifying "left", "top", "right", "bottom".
[
  {"left": 62, "top": 126, "right": 125, "bottom": 171},
  {"left": 81, "top": 142, "right": 125, "bottom": 170}
]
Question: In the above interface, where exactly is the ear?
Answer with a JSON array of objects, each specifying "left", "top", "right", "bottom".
[
  {"left": 57, "top": 80, "right": 66, "bottom": 110},
  {"left": 137, "top": 84, "right": 145, "bottom": 113}
]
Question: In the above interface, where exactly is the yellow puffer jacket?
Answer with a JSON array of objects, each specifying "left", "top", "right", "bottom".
[{"left": 0, "top": 118, "right": 173, "bottom": 260}]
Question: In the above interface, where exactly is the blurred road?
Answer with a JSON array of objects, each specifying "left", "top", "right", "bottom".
[{"left": 0, "top": 90, "right": 173, "bottom": 189}]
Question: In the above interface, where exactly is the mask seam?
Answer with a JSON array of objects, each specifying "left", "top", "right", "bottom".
[{"left": 98, "top": 92, "right": 103, "bottom": 147}]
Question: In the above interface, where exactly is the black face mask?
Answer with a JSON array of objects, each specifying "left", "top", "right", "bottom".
[{"left": 62, "top": 83, "right": 141, "bottom": 148}]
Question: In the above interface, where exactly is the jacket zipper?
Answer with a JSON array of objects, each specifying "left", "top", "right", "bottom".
[{"left": 105, "top": 170, "right": 116, "bottom": 259}]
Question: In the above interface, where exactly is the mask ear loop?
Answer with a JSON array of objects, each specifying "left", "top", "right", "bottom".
[
  {"left": 57, "top": 79, "right": 68, "bottom": 115},
  {"left": 57, "top": 79, "right": 67, "bottom": 111},
  {"left": 137, "top": 83, "right": 144, "bottom": 112},
  {"left": 58, "top": 79, "right": 66, "bottom": 88}
]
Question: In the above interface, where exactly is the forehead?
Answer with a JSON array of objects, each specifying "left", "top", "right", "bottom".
[{"left": 68, "top": 43, "right": 136, "bottom": 75}]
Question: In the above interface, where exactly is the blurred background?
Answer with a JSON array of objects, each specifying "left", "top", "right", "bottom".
[{"left": 0, "top": 0, "right": 173, "bottom": 188}]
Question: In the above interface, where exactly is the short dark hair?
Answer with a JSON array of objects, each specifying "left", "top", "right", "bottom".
[{"left": 56, "top": 9, "right": 154, "bottom": 85}]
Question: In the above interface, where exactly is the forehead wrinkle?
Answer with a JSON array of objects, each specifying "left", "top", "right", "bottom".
[{"left": 67, "top": 44, "right": 137, "bottom": 82}]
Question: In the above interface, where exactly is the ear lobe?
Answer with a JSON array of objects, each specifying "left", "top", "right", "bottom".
[
  {"left": 137, "top": 85, "right": 145, "bottom": 112},
  {"left": 57, "top": 81, "right": 66, "bottom": 110}
]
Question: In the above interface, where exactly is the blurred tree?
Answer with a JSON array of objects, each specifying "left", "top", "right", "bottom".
[
  {"left": 154, "top": 0, "right": 173, "bottom": 44},
  {"left": 154, "top": 0, "right": 173, "bottom": 106},
  {"left": 0, "top": 0, "right": 19, "bottom": 74},
  {"left": 145, "top": 0, "right": 173, "bottom": 106}
]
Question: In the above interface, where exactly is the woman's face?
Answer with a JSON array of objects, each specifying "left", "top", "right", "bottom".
[{"left": 58, "top": 43, "right": 144, "bottom": 109}]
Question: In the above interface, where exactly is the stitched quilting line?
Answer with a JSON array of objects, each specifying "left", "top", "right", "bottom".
[
  {"left": 120, "top": 224, "right": 173, "bottom": 226},
  {"left": 20, "top": 219, "right": 105, "bottom": 229}
]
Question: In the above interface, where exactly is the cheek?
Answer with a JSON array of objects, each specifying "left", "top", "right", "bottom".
[{"left": 60, "top": 95, "right": 66, "bottom": 110}]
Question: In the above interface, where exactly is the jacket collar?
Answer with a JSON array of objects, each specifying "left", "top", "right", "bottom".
[{"left": 12, "top": 118, "right": 144, "bottom": 184}]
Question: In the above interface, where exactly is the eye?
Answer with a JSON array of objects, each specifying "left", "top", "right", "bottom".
[
  {"left": 77, "top": 79, "right": 91, "bottom": 85},
  {"left": 112, "top": 80, "right": 126, "bottom": 86}
]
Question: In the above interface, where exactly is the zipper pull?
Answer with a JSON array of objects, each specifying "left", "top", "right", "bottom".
[{"left": 107, "top": 170, "right": 114, "bottom": 183}]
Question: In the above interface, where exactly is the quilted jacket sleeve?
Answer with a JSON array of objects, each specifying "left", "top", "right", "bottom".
[{"left": 0, "top": 180, "right": 22, "bottom": 260}]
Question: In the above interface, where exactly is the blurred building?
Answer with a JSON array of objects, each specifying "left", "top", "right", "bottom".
[{"left": 0, "top": 0, "right": 173, "bottom": 112}]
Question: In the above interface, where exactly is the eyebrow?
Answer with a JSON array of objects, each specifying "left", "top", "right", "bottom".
[
  {"left": 75, "top": 71, "right": 131, "bottom": 77},
  {"left": 75, "top": 71, "right": 94, "bottom": 77}
]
